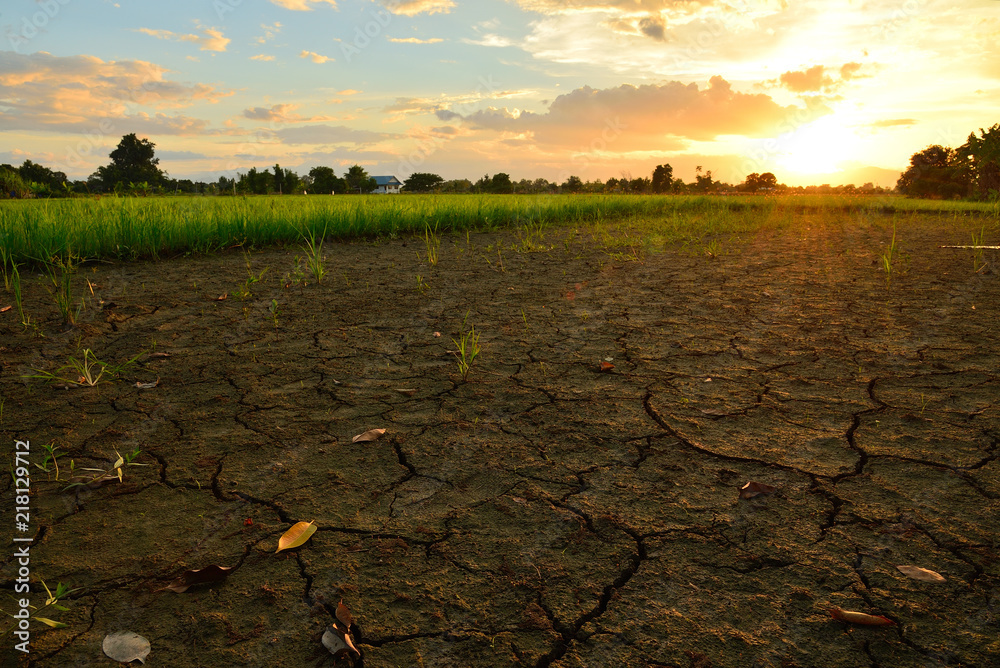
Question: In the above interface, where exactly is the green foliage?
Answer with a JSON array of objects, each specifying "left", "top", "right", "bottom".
[
  {"left": 92, "top": 134, "right": 165, "bottom": 192},
  {"left": 308, "top": 166, "right": 347, "bottom": 194},
  {"left": 0, "top": 165, "right": 30, "bottom": 199},
  {"left": 957, "top": 124, "right": 1000, "bottom": 201},
  {"left": 896, "top": 145, "right": 969, "bottom": 199},
  {"left": 651, "top": 164, "right": 673, "bottom": 193},
  {"left": 403, "top": 172, "right": 444, "bottom": 193},
  {"left": 344, "top": 165, "right": 376, "bottom": 194},
  {"left": 452, "top": 323, "right": 481, "bottom": 381}
]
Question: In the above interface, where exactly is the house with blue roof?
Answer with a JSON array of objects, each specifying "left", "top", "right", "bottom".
[{"left": 373, "top": 175, "right": 402, "bottom": 194}]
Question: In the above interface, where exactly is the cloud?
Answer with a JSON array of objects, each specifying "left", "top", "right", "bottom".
[
  {"left": 867, "top": 118, "right": 917, "bottom": 129},
  {"left": 461, "top": 34, "right": 515, "bottom": 48},
  {"left": 256, "top": 22, "right": 283, "bottom": 44},
  {"left": 840, "top": 62, "right": 863, "bottom": 80},
  {"left": 250, "top": 54, "right": 275, "bottom": 61},
  {"left": 388, "top": 37, "right": 444, "bottom": 44},
  {"left": 382, "top": 0, "right": 455, "bottom": 16},
  {"left": 637, "top": 15, "right": 667, "bottom": 41},
  {"left": 0, "top": 51, "right": 230, "bottom": 135},
  {"left": 299, "top": 50, "right": 333, "bottom": 63},
  {"left": 242, "top": 104, "right": 336, "bottom": 123},
  {"left": 274, "top": 124, "right": 398, "bottom": 145},
  {"left": 337, "top": 89, "right": 360, "bottom": 95},
  {"left": 438, "top": 77, "right": 821, "bottom": 149},
  {"left": 136, "top": 27, "right": 230, "bottom": 52},
  {"left": 777, "top": 62, "right": 867, "bottom": 93},
  {"left": 269, "top": 0, "right": 337, "bottom": 10},
  {"left": 512, "top": 0, "right": 713, "bottom": 13}
]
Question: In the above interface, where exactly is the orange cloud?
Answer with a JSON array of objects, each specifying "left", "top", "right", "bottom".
[
  {"left": 440, "top": 77, "right": 820, "bottom": 148},
  {"left": 382, "top": 0, "right": 455, "bottom": 15},
  {"left": 136, "top": 27, "right": 230, "bottom": 52},
  {"left": 269, "top": 0, "right": 337, "bottom": 10}
]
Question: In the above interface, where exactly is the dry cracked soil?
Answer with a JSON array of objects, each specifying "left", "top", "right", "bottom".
[{"left": 1, "top": 211, "right": 998, "bottom": 668}]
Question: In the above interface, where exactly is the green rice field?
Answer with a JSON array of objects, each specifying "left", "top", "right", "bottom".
[{"left": 1, "top": 193, "right": 997, "bottom": 268}]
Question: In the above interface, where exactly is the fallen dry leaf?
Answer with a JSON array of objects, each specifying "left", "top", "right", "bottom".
[
  {"left": 739, "top": 481, "right": 776, "bottom": 500},
  {"left": 433, "top": 331, "right": 441, "bottom": 337},
  {"left": 0, "top": 305, "right": 11, "bottom": 313},
  {"left": 599, "top": 361, "right": 614, "bottom": 372},
  {"left": 829, "top": 607, "right": 895, "bottom": 626},
  {"left": 322, "top": 622, "right": 361, "bottom": 659},
  {"left": 394, "top": 388, "right": 417, "bottom": 396},
  {"left": 146, "top": 352, "right": 171, "bottom": 359},
  {"left": 352, "top": 428, "right": 386, "bottom": 443},
  {"left": 276, "top": 520, "right": 317, "bottom": 553},
  {"left": 103, "top": 631, "right": 151, "bottom": 664},
  {"left": 161, "top": 565, "right": 234, "bottom": 593},
  {"left": 215, "top": 293, "right": 227, "bottom": 301},
  {"left": 896, "top": 565, "right": 946, "bottom": 583},
  {"left": 135, "top": 378, "right": 160, "bottom": 389},
  {"left": 336, "top": 599, "right": 355, "bottom": 628}
]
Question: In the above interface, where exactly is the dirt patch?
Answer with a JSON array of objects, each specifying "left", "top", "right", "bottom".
[{"left": 1, "top": 212, "right": 998, "bottom": 667}]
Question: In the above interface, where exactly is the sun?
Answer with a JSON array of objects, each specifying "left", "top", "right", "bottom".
[{"left": 777, "top": 116, "right": 860, "bottom": 176}]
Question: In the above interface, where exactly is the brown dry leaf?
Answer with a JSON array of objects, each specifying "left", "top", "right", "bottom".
[
  {"left": 599, "top": 361, "right": 614, "bottom": 372},
  {"left": 739, "top": 481, "right": 776, "bottom": 499},
  {"left": 829, "top": 607, "right": 895, "bottom": 626},
  {"left": 336, "top": 599, "right": 355, "bottom": 628},
  {"left": 394, "top": 388, "right": 417, "bottom": 396},
  {"left": 276, "top": 520, "right": 317, "bottom": 553},
  {"left": 352, "top": 428, "right": 386, "bottom": 443},
  {"left": 136, "top": 378, "right": 160, "bottom": 389},
  {"left": 0, "top": 305, "right": 11, "bottom": 313},
  {"left": 161, "top": 565, "right": 234, "bottom": 593},
  {"left": 896, "top": 565, "right": 946, "bottom": 583},
  {"left": 216, "top": 293, "right": 227, "bottom": 301},
  {"left": 699, "top": 408, "right": 729, "bottom": 416},
  {"left": 146, "top": 352, "right": 171, "bottom": 359}
]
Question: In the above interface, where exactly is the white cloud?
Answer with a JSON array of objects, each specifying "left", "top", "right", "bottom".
[
  {"left": 299, "top": 50, "right": 333, "bottom": 63},
  {"left": 250, "top": 54, "right": 275, "bottom": 61},
  {"left": 388, "top": 37, "right": 444, "bottom": 44},
  {"left": 136, "top": 27, "right": 230, "bottom": 52}
]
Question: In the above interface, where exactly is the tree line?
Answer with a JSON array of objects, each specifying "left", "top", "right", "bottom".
[{"left": 14, "top": 129, "right": 993, "bottom": 200}]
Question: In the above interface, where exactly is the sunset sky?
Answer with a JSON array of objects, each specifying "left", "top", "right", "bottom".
[{"left": 1, "top": 0, "right": 997, "bottom": 187}]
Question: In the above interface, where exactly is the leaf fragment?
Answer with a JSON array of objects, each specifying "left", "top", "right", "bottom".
[
  {"left": 336, "top": 599, "right": 355, "bottom": 628},
  {"left": 322, "top": 623, "right": 361, "bottom": 659},
  {"left": 829, "top": 607, "right": 895, "bottom": 626},
  {"left": 599, "top": 361, "right": 614, "bottom": 372},
  {"left": 394, "top": 388, "right": 417, "bottom": 396},
  {"left": 739, "top": 481, "right": 776, "bottom": 499},
  {"left": 103, "top": 631, "right": 151, "bottom": 664},
  {"left": 0, "top": 305, "right": 11, "bottom": 313},
  {"left": 276, "top": 520, "right": 317, "bottom": 552},
  {"left": 896, "top": 565, "right": 946, "bottom": 583},
  {"left": 352, "top": 428, "right": 386, "bottom": 443},
  {"left": 161, "top": 565, "right": 234, "bottom": 593},
  {"left": 33, "top": 617, "right": 67, "bottom": 628},
  {"left": 215, "top": 293, "right": 227, "bottom": 301},
  {"left": 135, "top": 378, "right": 160, "bottom": 389},
  {"left": 146, "top": 352, "right": 171, "bottom": 359}
]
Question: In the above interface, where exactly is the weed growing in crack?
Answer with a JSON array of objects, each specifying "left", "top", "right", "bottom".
[
  {"left": 64, "top": 447, "right": 146, "bottom": 490},
  {"left": 416, "top": 274, "right": 429, "bottom": 294},
  {"left": 452, "top": 322, "right": 481, "bottom": 381},
  {"left": 1, "top": 579, "right": 79, "bottom": 637},
  {"left": 10, "top": 263, "right": 29, "bottom": 328},
  {"left": 269, "top": 299, "right": 281, "bottom": 329},
  {"left": 42, "top": 257, "right": 83, "bottom": 326},
  {"left": 26, "top": 348, "right": 143, "bottom": 388},
  {"left": 34, "top": 442, "right": 64, "bottom": 481}
]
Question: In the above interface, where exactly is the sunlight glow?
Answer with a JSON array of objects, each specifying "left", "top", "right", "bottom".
[{"left": 778, "top": 116, "right": 861, "bottom": 176}]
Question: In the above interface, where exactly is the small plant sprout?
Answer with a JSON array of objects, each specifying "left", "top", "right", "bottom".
[
  {"left": 416, "top": 274, "right": 428, "bottom": 294},
  {"left": 1, "top": 579, "right": 79, "bottom": 636},
  {"left": 880, "top": 222, "right": 898, "bottom": 285},
  {"left": 301, "top": 227, "right": 327, "bottom": 283},
  {"left": 34, "top": 442, "right": 63, "bottom": 480},
  {"left": 269, "top": 298, "right": 280, "bottom": 328},
  {"left": 11, "top": 263, "right": 29, "bottom": 328},
  {"left": 26, "top": 348, "right": 143, "bottom": 388},
  {"left": 64, "top": 447, "right": 146, "bottom": 490},
  {"left": 972, "top": 223, "right": 987, "bottom": 272},
  {"left": 452, "top": 324, "right": 481, "bottom": 381},
  {"left": 423, "top": 224, "right": 440, "bottom": 266}
]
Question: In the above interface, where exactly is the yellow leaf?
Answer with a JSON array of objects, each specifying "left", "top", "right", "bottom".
[
  {"left": 896, "top": 565, "right": 946, "bottom": 583},
  {"left": 276, "top": 520, "right": 317, "bottom": 553},
  {"left": 34, "top": 617, "right": 67, "bottom": 628},
  {"left": 352, "top": 428, "right": 386, "bottom": 443}
]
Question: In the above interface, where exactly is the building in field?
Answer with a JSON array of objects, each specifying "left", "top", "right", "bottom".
[{"left": 372, "top": 175, "right": 402, "bottom": 194}]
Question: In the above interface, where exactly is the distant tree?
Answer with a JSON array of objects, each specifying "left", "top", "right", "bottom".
[
  {"left": 217, "top": 175, "right": 236, "bottom": 194},
  {"left": 490, "top": 172, "right": 513, "bottom": 193},
  {"left": 19, "top": 160, "right": 68, "bottom": 190},
  {"left": 694, "top": 166, "right": 715, "bottom": 193},
  {"left": 92, "top": 133, "right": 165, "bottom": 192},
  {"left": 309, "top": 166, "right": 346, "bottom": 194},
  {"left": 743, "top": 172, "right": 777, "bottom": 192},
  {"left": 896, "top": 145, "right": 969, "bottom": 199},
  {"left": 440, "top": 178, "right": 472, "bottom": 193},
  {"left": 273, "top": 164, "right": 285, "bottom": 194},
  {"left": 344, "top": 165, "right": 376, "bottom": 193},
  {"left": 651, "top": 164, "right": 673, "bottom": 193},
  {"left": 956, "top": 124, "right": 1000, "bottom": 200},
  {"left": 403, "top": 172, "right": 444, "bottom": 193},
  {"left": 562, "top": 175, "right": 584, "bottom": 193},
  {"left": 629, "top": 177, "right": 650, "bottom": 193}
]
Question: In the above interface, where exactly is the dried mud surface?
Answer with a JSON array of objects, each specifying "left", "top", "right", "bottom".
[{"left": 1, "top": 213, "right": 998, "bottom": 667}]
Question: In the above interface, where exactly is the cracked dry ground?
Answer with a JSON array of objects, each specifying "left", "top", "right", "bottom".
[{"left": 1, "top": 212, "right": 998, "bottom": 668}]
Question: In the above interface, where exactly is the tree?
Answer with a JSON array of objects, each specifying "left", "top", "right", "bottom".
[
  {"left": 309, "top": 166, "right": 346, "bottom": 194},
  {"left": 490, "top": 172, "right": 513, "bottom": 193},
  {"left": 344, "top": 165, "right": 376, "bottom": 193},
  {"left": 957, "top": 124, "right": 1000, "bottom": 200},
  {"left": 694, "top": 166, "right": 715, "bottom": 193},
  {"left": 896, "top": 145, "right": 969, "bottom": 199},
  {"left": 19, "top": 160, "right": 67, "bottom": 190},
  {"left": 403, "top": 172, "right": 444, "bottom": 193},
  {"left": 651, "top": 164, "right": 673, "bottom": 193},
  {"left": 743, "top": 172, "right": 777, "bottom": 193},
  {"left": 0, "top": 165, "right": 30, "bottom": 198},
  {"left": 273, "top": 164, "right": 285, "bottom": 194},
  {"left": 93, "top": 134, "right": 165, "bottom": 191},
  {"left": 562, "top": 175, "right": 584, "bottom": 193}
]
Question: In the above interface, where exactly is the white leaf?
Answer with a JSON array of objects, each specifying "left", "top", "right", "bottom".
[{"left": 103, "top": 631, "right": 151, "bottom": 664}]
